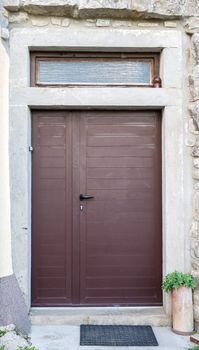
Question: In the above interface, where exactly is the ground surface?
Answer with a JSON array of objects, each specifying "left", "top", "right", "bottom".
[{"left": 30, "top": 325, "right": 193, "bottom": 350}]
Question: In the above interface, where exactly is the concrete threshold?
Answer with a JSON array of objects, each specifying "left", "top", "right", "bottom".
[{"left": 30, "top": 307, "right": 171, "bottom": 327}]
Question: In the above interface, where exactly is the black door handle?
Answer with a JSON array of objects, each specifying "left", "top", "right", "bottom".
[{"left": 80, "top": 194, "right": 94, "bottom": 201}]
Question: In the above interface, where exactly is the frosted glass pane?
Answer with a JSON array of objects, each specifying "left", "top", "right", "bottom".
[{"left": 38, "top": 60, "right": 151, "bottom": 85}]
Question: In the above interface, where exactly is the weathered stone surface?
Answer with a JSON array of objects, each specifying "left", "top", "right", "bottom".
[
  {"left": 193, "top": 34, "right": 199, "bottom": 64},
  {"left": 189, "top": 118, "right": 198, "bottom": 134},
  {"left": 193, "top": 135, "right": 199, "bottom": 157},
  {"left": 191, "top": 240, "right": 199, "bottom": 259},
  {"left": 4, "top": 0, "right": 199, "bottom": 18},
  {"left": 51, "top": 16, "right": 62, "bottom": 25},
  {"left": 189, "top": 65, "right": 199, "bottom": 101},
  {"left": 194, "top": 290, "right": 199, "bottom": 306},
  {"left": 164, "top": 21, "right": 177, "bottom": 28},
  {"left": 61, "top": 17, "right": 70, "bottom": 26},
  {"left": 194, "top": 158, "right": 199, "bottom": 168},
  {"left": 5, "top": 0, "right": 78, "bottom": 16},
  {"left": 190, "top": 221, "right": 199, "bottom": 239},
  {"left": 185, "top": 17, "right": 199, "bottom": 34},
  {"left": 0, "top": 27, "right": 9, "bottom": 39},
  {"left": 9, "top": 11, "right": 28, "bottom": 23},
  {"left": 193, "top": 168, "right": 199, "bottom": 179},
  {"left": 31, "top": 15, "right": 50, "bottom": 26},
  {"left": 193, "top": 191, "right": 199, "bottom": 221},
  {"left": 0, "top": 328, "right": 29, "bottom": 350},
  {"left": 3, "top": 0, "right": 19, "bottom": 11},
  {"left": 112, "top": 19, "right": 132, "bottom": 27},
  {"left": 96, "top": 18, "right": 110, "bottom": 26},
  {"left": 138, "top": 21, "right": 159, "bottom": 27},
  {"left": 189, "top": 102, "right": 199, "bottom": 130},
  {"left": 0, "top": 274, "right": 30, "bottom": 334}
]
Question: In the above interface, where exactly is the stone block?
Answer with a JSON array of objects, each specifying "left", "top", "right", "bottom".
[
  {"left": 189, "top": 118, "right": 198, "bottom": 134},
  {"left": 189, "top": 102, "right": 199, "bottom": 130},
  {"left": 192, "top": 262, "right": 199, "bottom": 271},
  {"left": 9, "top": 11, "right": 29, "bottom": 23},
  {"left": 164, "top": 21, "right": 177, "bottom": 28},
  {"left": 194, "top": 290, "right": 199, "bottom": 306},
  {"left": 112, "top": 20, "right": 132, "bottom": 27},
  {"left": 185, "top": 134, "right": 197, "bottom": 147},
  {"left": 4, "top": 0, "right": 19, "bottom": 11},
  {"left": 31, "top": 16, "right": 50, "bottom": 26},
  {"left": 4, "top": 0, "right": 199, "bottom": 18},
  {"left": 193, "top": 135, "right": 199, "bottom": 157},
  {"left": 193, "top": 191, "right": 199, "bottom": 221},
  {"left": 51, "top": 16, "right": 62, "bottom": 26},
  {"left": 189, "top": 65, "right": 199, "bottom": 101},
  {"left": 138, "top": 22, "right": 159, "bottom": 27},
  {"left": 96, "top": 19, "right": 111, "bottom": 27},
  {"left": 195, "top": 182, "right": 199, "bottom": 190},
  {"left": 194, "top": 158, "right": 199, "bottom": 169},
  {"left": 193, "top": 168, "right": 199, "bottom": 180},
  {"left": 185, "top": 18, "right": 199, "bottom": 34},
  {"left": 0, "top": 28, "right": 9, "bottom": 40},
  {"left": 85, "top": 19, "right": 96, "bottom": 27},
  {"left": 191, "top": 221, "right": 199, "bottom": 239},
  {"left": 61, "top": 18, "right": 70, "bottom": 27},
  {"left": 193, "top": 34, "right": 199, "bottom": 64},
  {"left": 191, "top": 240, "right": 199, "bottom": 259}
]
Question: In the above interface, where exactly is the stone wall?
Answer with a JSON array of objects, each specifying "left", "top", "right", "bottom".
[
  {"left": 189, "top": 30, "right": 199, "bottom": 329},
  {"left": 3, "top": 0, "right": 199, "bottom": 18}
]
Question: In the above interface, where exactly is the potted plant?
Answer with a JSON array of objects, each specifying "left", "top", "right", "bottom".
[{"left": 162, "top": 271, "right": 197, "bottom": 335}]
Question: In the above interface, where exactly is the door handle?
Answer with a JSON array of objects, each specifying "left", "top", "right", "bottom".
[{"left": 80, "top": 194, "right": 94, "bottom": 201}]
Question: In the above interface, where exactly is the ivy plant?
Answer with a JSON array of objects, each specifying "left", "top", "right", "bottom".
[
  {"left": 162, "top": 271, "right": 197, "bottom": 293},
  {"left": 17, "top": 347, "right": 39, "bottom": 350},
  {"left": 0, "top": 330, "right": 6, "bottom": 337}
]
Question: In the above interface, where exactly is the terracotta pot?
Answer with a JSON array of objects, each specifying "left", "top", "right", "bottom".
[{"left": 172, "top": 286, "right": 194, "bottom": 335}]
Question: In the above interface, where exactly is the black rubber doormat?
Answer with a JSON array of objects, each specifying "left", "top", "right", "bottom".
[{"left": 80, "top": 325, "right": 158, "bottom": 346}]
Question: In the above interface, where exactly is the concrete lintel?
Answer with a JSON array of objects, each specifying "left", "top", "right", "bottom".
[
  {"left": 10, "top": 27, "right": 182, "bottom": 50},
  {"left": 10, "top": 87, "right": 182, "bottom": 108}
]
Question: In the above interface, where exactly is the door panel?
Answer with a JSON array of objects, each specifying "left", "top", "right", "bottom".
[
  {"left": 32, "top": 110, "right": 162, "bottom": 306},
  {"left": 32, "top": 112, "right": 73, "bottom": 306},
  {"left": 79, "top": 111, "right": 162, "bottom": 306}
]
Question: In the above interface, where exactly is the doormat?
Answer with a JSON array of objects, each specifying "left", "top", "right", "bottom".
[{"left": 80, "top": 325, "right": 158, "bottom": 346}]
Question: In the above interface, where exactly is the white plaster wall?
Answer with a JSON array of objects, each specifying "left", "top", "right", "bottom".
[
  {"left": 0, "top": 39, "right": 13, "bottom": 278},
  {"left": 9, "top": 25, "right": 191, "bottom": 317}
]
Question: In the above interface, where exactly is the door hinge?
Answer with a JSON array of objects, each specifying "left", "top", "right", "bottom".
[{"left": 29, "top": 146, "right": 34, "bottom": 152}]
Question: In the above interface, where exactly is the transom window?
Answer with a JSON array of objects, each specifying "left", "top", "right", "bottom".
[{"left": 30, "top": 52, "right": 160, "bottom": 87}]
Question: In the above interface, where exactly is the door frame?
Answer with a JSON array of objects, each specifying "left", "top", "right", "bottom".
[{"left": 9, "top": 26, "right": 189, "bottom": 321}]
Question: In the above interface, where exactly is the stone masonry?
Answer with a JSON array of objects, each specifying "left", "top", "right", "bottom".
[{"left": 190, "top": 31, "right": 199, "bottom": 330}]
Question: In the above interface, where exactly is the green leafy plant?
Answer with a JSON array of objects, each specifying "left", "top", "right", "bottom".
[
  {"left": 17, "top": 347, "right": 39, "bottom": 350},
  {"left": 0, "top": 346, "right": 5, "bottom": 350},
  {"left": 0, "top": 330, "right": 6, "bottom": 337},
  {"left": 187, "top": 346, "right": 199, "bottom": 350},
  {"left": 162, "top": 271, "right": 197, "bottom": 293}
]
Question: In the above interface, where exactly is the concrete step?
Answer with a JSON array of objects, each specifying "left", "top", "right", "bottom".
[{"left": 30, "top": 307, "right": 171, "bottom": 326}]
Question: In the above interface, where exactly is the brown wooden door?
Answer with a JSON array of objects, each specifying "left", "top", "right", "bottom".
[{"left": 32, "top": 110, "right": 162, "bottom": 306}]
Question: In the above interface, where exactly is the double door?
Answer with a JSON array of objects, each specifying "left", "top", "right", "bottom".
[{"left": 31, "top": 110, "right": 162, "bottom": 306}]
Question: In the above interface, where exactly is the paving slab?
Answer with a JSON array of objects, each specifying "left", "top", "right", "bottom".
[{"left": 30, "top": 325, "right": 193, "bottom": 350}]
